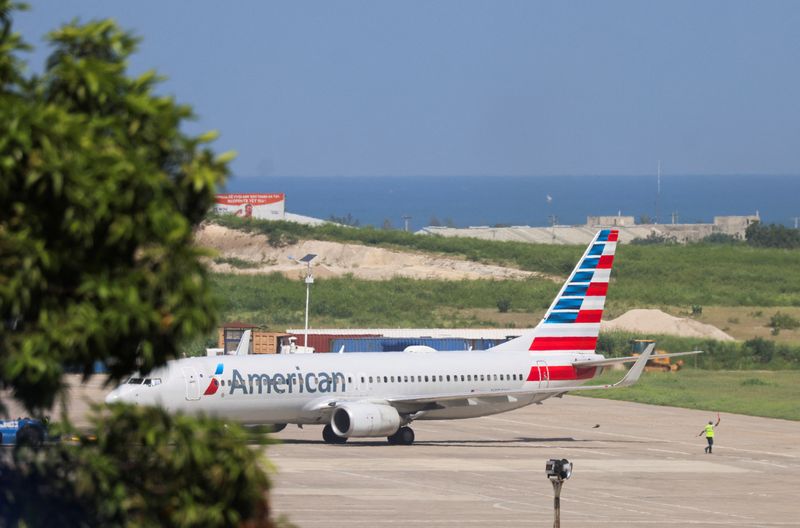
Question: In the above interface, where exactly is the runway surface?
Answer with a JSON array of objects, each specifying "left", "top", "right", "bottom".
[
  {"left": 3, "top": 377, "right": 799, "bottom": 526},
  {"left": 268, "top": 396, "right": 800, "bottom": 527}
]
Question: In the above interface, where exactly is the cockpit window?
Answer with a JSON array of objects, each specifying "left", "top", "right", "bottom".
[
  {"left": 127, "top": 378, "right": 144, "bottom": 384},
  {"left": 143, "top": 378, "right": 162, "bottom": 386}
]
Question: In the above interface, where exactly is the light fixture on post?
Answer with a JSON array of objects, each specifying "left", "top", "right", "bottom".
[
  {"left": 545, "top": 458, "right": 572, "bottom": 528},
  {"left": 298, "top": 254, "right": 316, "bottom": 348}
]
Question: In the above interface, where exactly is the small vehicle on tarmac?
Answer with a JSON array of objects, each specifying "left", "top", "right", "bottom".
[{"left": 0, "top": 418, "right": 48, "bottom": 448}]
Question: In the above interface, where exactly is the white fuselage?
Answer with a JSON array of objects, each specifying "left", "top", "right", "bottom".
[{"left": 107, "top": 349, "right": 603, "bottom": 425}]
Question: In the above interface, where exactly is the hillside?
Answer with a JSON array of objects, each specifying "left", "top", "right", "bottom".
[{"left": 197, "top": 223, "right": 557, "bottom": 281}]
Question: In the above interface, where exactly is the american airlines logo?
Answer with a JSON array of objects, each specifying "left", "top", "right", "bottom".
[
  {"left": 227, "top": 368, "right": 347, "bottom": 395},
  {"left": 203, "top": 363, "right": 224, "bottom": 396}
]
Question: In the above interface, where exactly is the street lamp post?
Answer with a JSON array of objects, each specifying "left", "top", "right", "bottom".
[
  {"left": 545, "top": 458, "right": 573, "bottom": 528},
  {"left": 297, "top": 254, "right": 316, "bottom": 348}
]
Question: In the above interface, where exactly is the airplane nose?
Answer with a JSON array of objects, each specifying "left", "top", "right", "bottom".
[{"left": 105, "top": 388, "right": 120, "bottom": 404}]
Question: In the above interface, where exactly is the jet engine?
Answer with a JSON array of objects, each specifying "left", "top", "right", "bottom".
[{"left": 331, "top": 402, "right": 401, "bottom": 437}]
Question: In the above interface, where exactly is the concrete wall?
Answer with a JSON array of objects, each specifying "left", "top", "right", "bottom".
[{"left": 417, "top": 214, "right": 760, "bottom": 245}]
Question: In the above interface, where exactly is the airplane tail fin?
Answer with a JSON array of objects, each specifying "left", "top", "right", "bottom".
[
  {"left": 234, "top": 329, "right": 252, "bottom": 356},
  {"left": 488, "top": 229, "right": 619, "bottom": 353}
]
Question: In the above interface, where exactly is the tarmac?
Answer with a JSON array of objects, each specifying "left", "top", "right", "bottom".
[
  {"left": 3, "top": 377, "right": 799, "bottom": 527},
  {"left": 268, "top": 396, "right": 800, "bottom": 527}
]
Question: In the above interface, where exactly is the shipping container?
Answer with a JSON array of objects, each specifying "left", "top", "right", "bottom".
[
  {"left": 252, "top": 332, "right": 291, "bottom": 354},
  {"left": 330, "top": 337, "right": 474, "bottom": 353},
  {"left": 288, "top": 333, "right": 381, "bottom": 353},
  {"left": 218, "top": 321, "right": 259, "bottom": 353}
]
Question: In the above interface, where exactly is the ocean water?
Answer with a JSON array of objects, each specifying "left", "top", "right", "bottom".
[{"left": 226, "top": 175, "right": 800, "bottom": 230}]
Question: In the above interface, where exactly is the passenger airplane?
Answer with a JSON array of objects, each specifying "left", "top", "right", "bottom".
[{"left": 106, "top": 229, "right": 697, "bottom": 445}]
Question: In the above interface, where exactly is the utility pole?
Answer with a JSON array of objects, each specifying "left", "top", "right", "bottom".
[
  {"left": 655, "top": 160, "right": 661, "bottom": 225},
  {"left": 402, "top": 215, "right": 411, "bottom": 232},
  {"left": 549, "top": 214, "right": 557, "bottom": 242},
  {"left": 792, "top": 217, "right": 799, "bottom": 229}
]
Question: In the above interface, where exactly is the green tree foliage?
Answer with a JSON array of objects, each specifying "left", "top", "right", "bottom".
[
  {"left": 1, "top": 405, "right": 279, "bottom": 528},
  {"left": 745, "top": 222, "right": 800, "bottom": 249},
  {"left": 0, "top": 8, "right": 229, "bottom": 411},
  {"left": 0, "top": 4, "right": 279, "bottom": 526},
  {"left": 699, "top": 233, "right": 740, "bottom": 245},
  {"left": 629, "top": 232, "right": 677, "bottom": 245}
]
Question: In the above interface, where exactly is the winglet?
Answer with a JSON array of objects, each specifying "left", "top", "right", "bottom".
[{"left": 614, "top": 343, "right": 655, "bottom": 388}]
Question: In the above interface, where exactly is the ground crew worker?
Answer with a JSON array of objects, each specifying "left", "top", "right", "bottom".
[{"left": 699, "top": 414, "right": 721, "bottom": 454}]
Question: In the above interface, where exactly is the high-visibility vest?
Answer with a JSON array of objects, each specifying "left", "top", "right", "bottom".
[{"left": 705, "top": 424, "right": 715, "bottom": 438}]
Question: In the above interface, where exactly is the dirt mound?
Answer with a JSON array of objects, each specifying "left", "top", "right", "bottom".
[
  {"left": 602, "top": 309, "right": 735, "bottom": 341},
  {"left": 196, "top": 223, "right": 556, "bottom": 282}
]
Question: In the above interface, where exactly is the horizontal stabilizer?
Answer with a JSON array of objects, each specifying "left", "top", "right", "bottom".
[{"left": 572, "top": 350, "right": 703, "bottom": 368}]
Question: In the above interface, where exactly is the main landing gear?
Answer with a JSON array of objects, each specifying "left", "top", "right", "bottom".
[
  {"left": 387, "top": 426, "right": 415, "bottom": 446},
  {"left": 322, "top": 424, "right": 347, "bottom": 444}
]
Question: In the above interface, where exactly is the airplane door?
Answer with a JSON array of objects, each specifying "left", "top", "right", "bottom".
[
  {"left": 181, "top": 367, "right": 201, "bottom": 401},
  {"left": 536, "top": 360, "right": 550, "bottom": 389}
]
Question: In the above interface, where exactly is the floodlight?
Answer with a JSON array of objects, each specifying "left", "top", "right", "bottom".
[{"left": 545, "top": 458, "right": 572, "bottom": 481}]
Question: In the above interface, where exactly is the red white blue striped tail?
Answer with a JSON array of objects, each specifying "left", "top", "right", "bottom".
[{"left": 489, "top": 229, "right": 618, "bottom": 353}]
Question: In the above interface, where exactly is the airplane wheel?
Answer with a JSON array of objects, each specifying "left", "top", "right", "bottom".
[
  {"left": 387, "top": 431, "right": 399, "bottom": 445},
  {"left": 269, "top": 423, "right": 287, "bottom": 433},
  {"left": 322, "top": 424, "right": 347, "bottom": 444},
  {"left": 16, "top": 425, "right": 44, "bottom": 449},
  {"left": 396, "top": 426, "right": 415, "bottom": 446}
]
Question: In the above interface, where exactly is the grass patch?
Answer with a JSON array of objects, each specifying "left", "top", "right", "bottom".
[
  {"left": 210, "top": 272, "right": 557, "bottom": 328},
  {"left": 577, "top": 369, "right": 800, "bottom": 420}
]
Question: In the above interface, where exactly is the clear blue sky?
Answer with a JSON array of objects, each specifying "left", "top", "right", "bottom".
[{"left": 16, "top": 1, "right": 800, "bottom": 178}]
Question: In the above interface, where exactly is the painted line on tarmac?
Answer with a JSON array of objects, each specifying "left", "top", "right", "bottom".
[
  {"left": 749, "top": 459, "right": 790, "bottom": 469},
  {"left": 485, "top": 416, "right": 800, "bottom": 459},
  {"left": 647, "top": 447, "right": 691, "bottom": 455}
]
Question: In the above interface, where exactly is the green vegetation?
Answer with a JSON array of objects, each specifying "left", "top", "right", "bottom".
[
  {"left": 2, "top": 405, "right": 281, "bottom": 526},
  {"left": 214, "top": 256, "right": 262, "bottom": 269},
  {"left": 596, "top": 333, "right": 800, "bottom": 370},
  {"left": 768, "top": 312, "right": 800, "bottom": 334},
  {"left": 630, "top": 232, "right": 678, "bottom": 245},
  {"left": 207, "top": 272, "right": 800, "bottom": 369},
  {"left": 0, "top": 7, "right": 280, "bottom": 525},
  {"left": 578, "top": 369, "right": 800, "bottom": 421},
  {"left": 211, "top": 272, "right": 556, "bottom": 328},
  {"left": 746, "top": 222, "right": 800, "bottom": 249},
  {"left": 211, "top": 215, "right": 800, "bottom": 307}
]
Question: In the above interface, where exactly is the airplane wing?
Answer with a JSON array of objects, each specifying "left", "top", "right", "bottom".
[{"left": 308, "top": 343, "right": 672, "bottom": 414}]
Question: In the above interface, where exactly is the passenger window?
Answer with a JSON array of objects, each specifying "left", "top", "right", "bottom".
[
  {"left": 520, "top": 373, "right": 524, "bottom": 380},
  {"left": 361, "top": 376, "right": 365, "bottom": 383},
  {"left": 348, "top": 377, "right": 353, "bottom": 384},
  {"left": 467, "top": 375, "right": 472, "bottom": 381},
  {"left": 369, "top": 376, "right": 373, "bottom": 383},
  {"left": 404, "top": 376, "right": 408, "bottom": 382},
  {"left": 493, "top": 374, "right": 498, "bottom": 381},
  {"left": 446, "top": 375, "right": 451, "bottom": 381},
  {"left": 424, "top": 376, "right": 429, "bottom": 382},
  {"left": 461, "top": 375, "right": 465, "bottom": 381},
  {"left": 438, "top": 375, "right": 442, "bottom": 382},
  {"left": 383, "top": 376, "right": 388, "bottom": 383},
  {"left": 500, "top": 374, "right": 504, "bottom": 381},
  {"left": 391, "top": 376, "right": 395, "bottom": 382}
]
